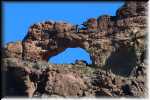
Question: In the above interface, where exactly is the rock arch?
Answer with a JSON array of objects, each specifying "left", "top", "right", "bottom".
[
  {"left": 2, "top": 2, "right": 144, "bottom": 68},
  {"left": 22, "top": 14, "right": 146, "bottom": 68},
  {"left": 22, "top": 19, "right": 114, "bottom": 67},
  {"left": 2, "top": 2, "right": 147, "bottom": 97}
]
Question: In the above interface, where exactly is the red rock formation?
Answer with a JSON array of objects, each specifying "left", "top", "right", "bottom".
[{"left": 2, "top": 1, "right": 147, "bottom": 97}]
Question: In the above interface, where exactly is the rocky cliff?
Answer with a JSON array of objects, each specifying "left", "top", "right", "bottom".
[{"left": 2, "top": 1, "right": 148, "bottom": 97}]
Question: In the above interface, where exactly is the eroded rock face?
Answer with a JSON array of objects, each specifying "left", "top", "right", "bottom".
[
  {"left": 19, "top": 1, "right": 147, "bottom": 68},
  {"left": 2, "top": 58, "right": 147, "bottom": 97},
  {"left": 90, "top": 67, "right": 146, "bottom": 97},
  {"left": 45, "top": 70, "right": 86, "bottom": 97},
  {"left": 54, "top": 22, "right": 73, "bottom": 33},
  {"left": 116, "top": 1, "right": 147, "bottom": 17},
  {"left": 3, "top": 41, "right": 22, "bottom": 59},
  {"left": 2, "top": 58, "right": 88, "bottom": 97},
  {"left": 2, "top": 1, "right": 147, "bottom": 98}
]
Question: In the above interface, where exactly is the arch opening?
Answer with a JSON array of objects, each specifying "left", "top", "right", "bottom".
[{"left": 48, "top": 47, "right": 92, "bottom": 65}]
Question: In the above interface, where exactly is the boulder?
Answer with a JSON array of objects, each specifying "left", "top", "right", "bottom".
[
  {"left": 45, "top": 71, "right": 86, "bottom": 97},
  {"left": 3, "top": 41, "right": 22, "bottom": 59},
  {"left": 54, "top": 22, "right": 73, "bottom": 33}
]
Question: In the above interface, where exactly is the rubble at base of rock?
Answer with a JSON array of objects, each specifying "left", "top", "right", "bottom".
[{"left": 2, "top": 1, "right": 148, "bottom": 98}]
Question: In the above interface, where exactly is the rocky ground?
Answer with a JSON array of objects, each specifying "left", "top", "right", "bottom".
[{"left": 1, "top": 1, "right": 148, "bottom": 98}]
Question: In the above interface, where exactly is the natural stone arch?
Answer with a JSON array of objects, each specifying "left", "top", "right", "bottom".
[
  {"left": 22, "top": 21, "right": 90, "bottom": 62},
  {"left": 22, "top": 20, "right": 113, "bottom": 67},
  {"left": 2, "top": 2, "right": 147, "bottom": 97},
  {"left": 21, "top": 1, "right": 146, "bottom": 68}
]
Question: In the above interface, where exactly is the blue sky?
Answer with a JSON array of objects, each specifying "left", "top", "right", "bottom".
[
  {"left": 3, "top": 2, "right": 124, "bottom": 64},
  {"left": 49, "top": 48, "right": 92, "bottom": 64}
]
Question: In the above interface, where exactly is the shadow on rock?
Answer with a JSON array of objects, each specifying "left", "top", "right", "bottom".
[{"left": 105, "top": 46, "right": 137, "bottom": 77}]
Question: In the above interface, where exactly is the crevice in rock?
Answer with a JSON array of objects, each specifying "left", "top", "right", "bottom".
[{"left": 105, "top": 46, "right": 137, "bottom": 77}]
